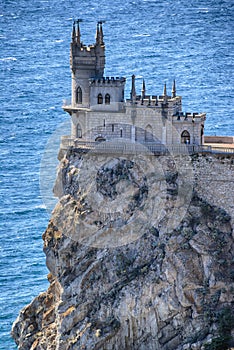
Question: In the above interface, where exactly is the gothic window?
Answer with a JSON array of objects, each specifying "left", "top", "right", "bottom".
[
  {"left": 105, "top": 93, "right": 110, "bottom": 104},
  {"left": 77, "top": 123, "right": 82, "bottom": 138},
  {"left": 98, "top": 93, "right": 103, "bottom": 104},
  {"left": 76, "top": 86, "right": 82, "bottom": 104},
  {"left": 181, "top": 130, "right": 190, "bottom": 144},
  {"left": 145, "top": 124, "right": 153, "bottom": 142}
]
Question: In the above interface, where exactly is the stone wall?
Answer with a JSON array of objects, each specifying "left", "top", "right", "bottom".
[{"left": 193, "top": 154, "right": 234, "bottom": 228}]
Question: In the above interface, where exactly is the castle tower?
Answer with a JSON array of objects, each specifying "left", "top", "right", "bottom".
[{"left": 70, "top": 20, "right": 105, "bottom": 107}]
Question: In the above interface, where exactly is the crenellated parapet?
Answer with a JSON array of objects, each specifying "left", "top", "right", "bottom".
[
  {"left": 127, "top": 94, "right": 182, "bottom": 107},
  {"left": 173, "top": 112, "right": 206, "bottom": 122},
  {"left": 89, "top": 76, "right": 126, "bottom": 87}
]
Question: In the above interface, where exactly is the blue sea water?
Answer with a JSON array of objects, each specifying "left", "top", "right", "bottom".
[{"left": 0, "top": 0, "right": 233, "bottom": 348}]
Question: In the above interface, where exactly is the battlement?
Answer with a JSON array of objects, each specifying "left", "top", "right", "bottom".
[
  {"left": 89, "top": 76, "right": 126, "bottom": 87},
  {"left": 71, "top": 43, "right": 96, "bottom": 53},
  {"left": 126, "top": 94, "right": 182, "bottom": 108},
  {"left": 173, "top": 112, "right": 206, "bottom": 121}
]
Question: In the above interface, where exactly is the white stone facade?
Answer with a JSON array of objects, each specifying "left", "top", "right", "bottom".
[{"left": 63, "top": 22, "right": 206, "bottom": 147}]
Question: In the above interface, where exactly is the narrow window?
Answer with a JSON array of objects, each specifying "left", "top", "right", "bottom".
[
  {"left": 181, "top": 130, "right": 190, "bottom": 144},
  {"left": 120, "top": 129, "right": 123, "bottom": 138},
  {"left": 145, "top": 124, "right": 153, "bottom": 142},
  {"left": 98, "top": 93, "right": 103, "bottom": 104},
  {"left": 76, "top": 86, "right": 82, "bottom": 104},
  {"left": 200, "top": 125, "right": 204, "bottom": 144},
  {"left": 122, "top": 89, "right": 124, "bottom": 101},
  {"left": 103, "top": 119, "right": 106, "bottom": 127},
  {"left": 77, "top": 123, "right": 82, "bottom": 138},
  {"left": 105, "top": 93, "right": 110, "bottom": 104},
  {"left": 112, "top": 124, "right": 114, "bottom": 132}
]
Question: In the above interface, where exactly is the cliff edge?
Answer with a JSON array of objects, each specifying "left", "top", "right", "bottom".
[{"left": 12, "top": 149, "right": 234, "bottom": 350}]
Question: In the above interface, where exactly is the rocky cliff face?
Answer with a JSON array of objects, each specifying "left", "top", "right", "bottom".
[{"left": 12, "top": 149, "right": 234, "bottom": 350}]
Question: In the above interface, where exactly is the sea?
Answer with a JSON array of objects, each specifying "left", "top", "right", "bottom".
[{"left": 0, "top": 0, "right": 233, "bottom": 348}]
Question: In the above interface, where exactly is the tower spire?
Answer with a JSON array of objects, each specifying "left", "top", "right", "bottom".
[
  {"left": 172, "top": 79, "right": 176, "bottom": 98},
  {"left": 95, "top": 22, "right": 100, "bottom": 44},
  {"left": 131, "top": 74, "right": 136, "bottom": 102},
  {"left": 96, "top": 21, "right": 105, "bottom": 45},
  {"left": 163, "top": 82, "right": 167, "bottom": 97},
  {"left": 72, "top": 21, "right": 76, "bottom": 42},
  {"left": 76, "top": 19, "right": 82, "bottom": 45},
  {"left": 99, "top": 21, "right": 104, "bottom": 45},
  {"left": 141, "top": 79, "right": 146, "bottom": 99}
]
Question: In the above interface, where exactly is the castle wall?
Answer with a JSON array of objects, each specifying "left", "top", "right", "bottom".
[
  {"left": 193, "top": 154, "right": 234, "bottom": 228},
  {"left": 71, "top": 106, "right": 206, "bottom": 145}
]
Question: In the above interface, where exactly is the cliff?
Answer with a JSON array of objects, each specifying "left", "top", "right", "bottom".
[{"left": 12, "top": 148, "right": 234, "bottom": 350}]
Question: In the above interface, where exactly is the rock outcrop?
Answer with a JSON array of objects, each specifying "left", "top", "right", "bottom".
[{"left": 12, "top": 149, "right": 234, "bottom": 350}]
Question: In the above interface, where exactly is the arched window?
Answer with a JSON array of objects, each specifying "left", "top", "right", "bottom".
[
  {"left": 77, "top": 123, "right": 82, "bottom": 138},
  {"left": 105, "top": 93, "right": 110, "bottom": 104},
  {"left": 120, "top": 129, "right": 123, "bottom": 138},
  {"left": 97, "top": 93, "right": 103, "bottom": 104},
  {"left": 95, "top": 136, "right": 106, "bottom": 142},
  {"left": 76, "top": 86, "right": 82, "bottom": 104},
  {"left": 181, "top": 130, "right": 190, "bottom": 144},
  {"left": 145, "top": 124, "right": 153, "bottom": 142}
]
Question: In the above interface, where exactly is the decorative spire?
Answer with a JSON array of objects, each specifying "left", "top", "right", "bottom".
[
  {"left": 96, "top": 21, "right": 105, "bottom": 45},
  {"left": 141, "top": 79, "right": 146, "bottom": 99},
  {"left": 72, "top": 21, "right": 76, "bottom": 42},
  {"left": 163, "top": 82, "right": 167, "bottom": 97},
  {"left": 76, "top": 19, "right": 82, "bottom": 45},
  {"left": 172, "top": 79, "right": 176, "bottom": 98},
  {"left": 131, "top": 74, "right": 136, "bottom": 102},
  {"left": 95, "top": 22, "right": 100, "bottom": 44},
  {"left": 148, "top": 95, "right": 151, "bottom": 106},
  {"left": 99, "top": 21, "right": 104, "bottom": 45}
]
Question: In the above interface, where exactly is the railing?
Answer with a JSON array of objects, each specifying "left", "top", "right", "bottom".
[
  {"left": 58, "top": 137, "right": 234, "bottom": 156},
  {"left": 209, "top": 146, "right": 234, "bottom": 154},
  {"left": 62, "top": 99, "right": 91, "bottom": 110}
]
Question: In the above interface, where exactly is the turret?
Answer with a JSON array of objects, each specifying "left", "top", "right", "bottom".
[{"left": 70, "top": 21, "right": 106, "bottom": 106}]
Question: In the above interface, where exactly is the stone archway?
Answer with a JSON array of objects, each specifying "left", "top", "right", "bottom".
[{"left": 181, "top": 130, "right": 190, "bottom": 144}]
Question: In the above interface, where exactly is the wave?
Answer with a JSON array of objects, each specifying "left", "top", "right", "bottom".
[
  {"left": 0, "top": 57, "right": 17, "bottom": 62},
  {"left": 0, "top": 204, "right": 47, "bottom": 216}
]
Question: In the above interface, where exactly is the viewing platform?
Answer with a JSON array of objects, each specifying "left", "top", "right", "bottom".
[{"left": 58, "top": 136, "right": 234, "bottom": 160}]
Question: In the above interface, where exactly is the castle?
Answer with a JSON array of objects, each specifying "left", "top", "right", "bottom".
[{"left": 61, "top": 21, "right": 206, "bottom": 152}]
